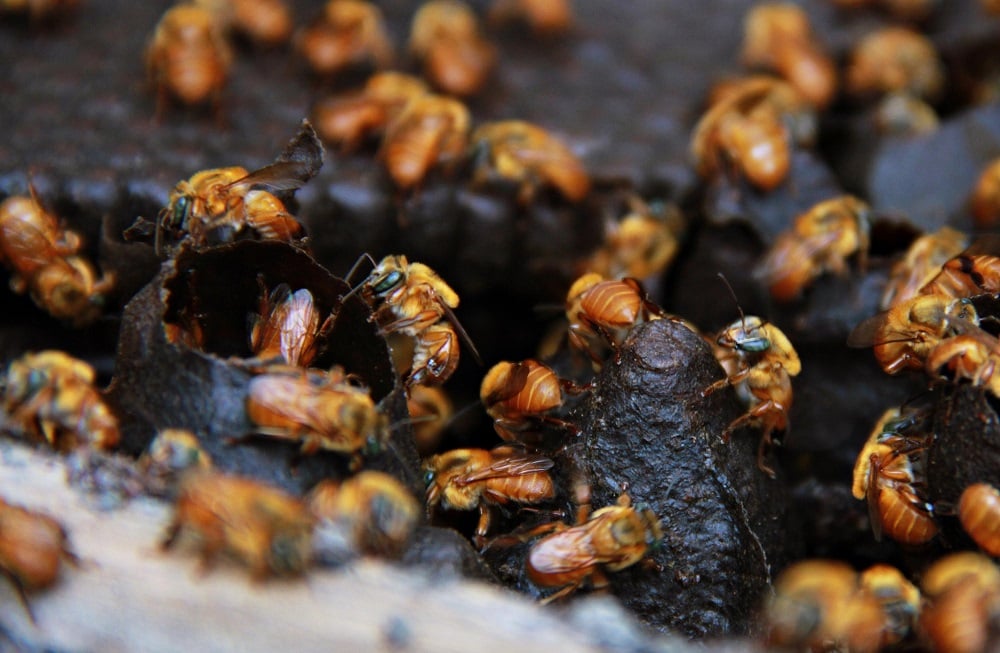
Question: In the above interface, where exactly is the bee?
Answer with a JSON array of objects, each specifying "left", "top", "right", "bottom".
[
  {"left": 959, "top": 482, "right": 1000, "bottom": 557},
  {"left": 0, "top": 189, "right": 114, "bottom": 327},
  {"left": 926, "top": 331, "right": 1000, "bottom": 398},
  {"left": 487, "top": 0, "right": 573, "bottom": 36},
  {"left": 525, "top": 492, "right": 663, "bottom": 604},
  {"left": 2, "top": 350, "right": 120, "bottom": 452},
  {"left": 851, "top": 414, "right": 937, "bottom": 544},
  {"left": 423, "top": 445, "right": 555, "bottom": 546},
  {"left": 741, "top": 3, "right": 837, "bottom": 109},
  {"left": 380, "top": 94, "right": 470, "bottom": 191},
  {"left": 565, "top": 273, "right": 663, "bottom": 365},
  {"left": 919, "top": 250, "right": 1000, "bottom": 300},
  {"left": 308, "top": 471, "right": 420, "bottom": 558},
  {"left": 583, "top": 196, "right": 683, "bottom": 281},
  {"left": 848, "top": 294, "right": 980, "bottom": 375},
  {"left": 146, "top": 5, "right": 233, "bottom": 117},
  {"left": 138, "top": 429, "right": 213, "bottom": 497},
  {"left": 703, "top": 314, "right": 800, "bottom": 478},
  {"left": 468, "top": 120, "right": 590, "bottom": 204},
  {"left": 846, "top": 27, "right": 944, "bottom": 101},
  {"left": 920, "top": 552, "right": 1000, "bottom": 653},
  {"left": 409, "top": 0, "right": 496, "bottom": 98},
  {"left": 248, "top": 279, "right": 332, "bottom": 367},
  {"left": 881, "top": 227, "right": 968, "bottom": 310},
  {"left": 161, "top": 470, "right": 314, "bottom": 578},
  {"left": 242, "top": 367, "right": 386, "bottom": 466},
  {"left": 295, "top": 0, "right": 393, "bottom": 78},
  {"left": 193, "top": 0, "right": 293, "bottom": 48},
  {"left": 756, "top": 195, "right": 871, "bottom": 302},
  {"left": 359, "top": 254, "right": 477, "bottom": 386},
  {"left": 480, "top": 359, "right": 583, "bottom": 445},
  {"left": 858, "top": 564, "right": 921, "bottom": 647},
  {"left": 406, "top": 384, "right": 453, "bottom": 455},
  {"left": 971, "top": 159, "right": 1000, "bottom": 228},
  {"left": 312, "top": 72, "right": 429, "bottom": 152},
  {"left": 766, "top": 560, "right": 885, "bottom": 653},
  {"left": 0, "top": 497, "right": 78, "bottom": 623},
  {"left": 691, "top": 77, "right": 801, "bottom": 191}
]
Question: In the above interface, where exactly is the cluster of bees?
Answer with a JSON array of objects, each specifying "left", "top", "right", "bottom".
[{"left": 6, "top": 0, "right": 1000, "bottom": 649}]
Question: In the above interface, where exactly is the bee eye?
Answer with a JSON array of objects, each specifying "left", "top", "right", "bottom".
[
  {"left": 171, "top": 196, "right": 191, "bottom": 228},
  {"left": 364, "top": 436, "right": 381, "bottom": 456},
  {"left": 27, "top": 369, "right": 46, "bottom": 391},
  {"left": 371, "top": 270, "right": 403, "bottom": 295},
  {"left": 738, "top": 336, "right": 771, "bottom": 353},
  {"left": 422, "top": 469, "right": 436, "bottom": 487}
]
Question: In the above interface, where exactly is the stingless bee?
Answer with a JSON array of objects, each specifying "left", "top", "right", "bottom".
[
  {"left": 312, "top": 72, "right": 429, "bottom": 152},
  {"left": 194, "top": 0, "right": 293, "bottom": 48},
  {"left": 880, "top": 226, "right": 968, "bottom": 309},
  {"left": 0, "top": 188, "right": 115, "bottom": 326},
  {"left": 583, "top": 196, "right": 682, "bottom": 281},
  {"left": 146, "top": 5, "right": 233, "bottom": 118},
  {"left": 564, "top": 273, "right": 663, "bottom": 366},
  {"left": 756, "top": 195, "right": 871, "bottom": 302},
  {"left": 242, "top": 366, "right": 387, "bottom": 467},
  {"left": 741, "top": 3, "right": 837, "bottom": 109},
  {"left": 703, "top": 313, "right": 800, "bottom": 478},
  {"left": 380, "top": 94, "right": 470, "bottom": 191},
  {"left": 248, "top": 278, "right": 332, "bottom": 367},
  {"left": 846, "top": 26, "right": 944, "bottom": 101},
  {"left": 487, "top": 0, "right": 573, "bottom": 36},
  {"left": 848, "top": 294, "right": 980, "bottom": 375},
  {"left": 358, "top": 254, "right": 478, "bottom": 386},
  {"left": 920, "top": 552, "right": 1000, "bottom": 653},
  {"left": 138, "top": 429, "right": 213, "bottom": 497},
  {"left": 2, "top": 350, "right": 120, "bottom": 452},
  {"left": 406, "top": 384, "right": 453, "bottom": 455},
  {"left": 480, "top": 359, "right": 584, "bottom": 445},
  {"left": 153, "top": 121, "right": 323, "bottom": 254},
  {"left": 295, "top": 0, "right": 393, "bottom": 78},
  {"left": 765, "top": 560, "right": 885, "bottom": 653},
  {"left": 925, "top": 330, "right": 1000, "bottom": 398},
  {"left": 308, "top": 471, "right": 420, "bottom": 558},
  {"left": 423, "top": 445, "right": 556, "bottom": 547},
  {"left": 0, "top": 497, "right": 79, "bottom": 623},
  {"left": 468, "top": 120, "right": 590, "bottom": 205},
  {"left": 524, "top": 492, "right": 663, "bottom": 604},
  {"left": 958, "top": 482, "right": 1000, "bottom": 557},
  {"left": 852, "top": 412, "right": 937, "bottom": 544},
  {"left": 161, "top": 470, "right": 314, "bottom": 578},
  {"left": 409, "top": 0, "right": 496, "bottom": 97},
  {"left": 858, "top": 563, "right": 921, "bottom": 648}
]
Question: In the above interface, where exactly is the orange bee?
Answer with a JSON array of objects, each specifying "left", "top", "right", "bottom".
[
  {"left": 0, "top": 188, "right": 114, "bottom": 326},
  {"left": 146, "top": 5, "right": 233, "bottom": 117},
  {"left": 409, "top": 0, "right": 496, "bottom": 97},
  {"left": 920, "top": 552, "right": 1000, "bottom": 653},
  {"left": 295, "top": 0, "right": 394, "bottom": 78},
  {"left": 311, "top": 72, "right": 429, "bottom": 152},
  {"left": 360, "top": 254, "right": 477, "bottom": 386},
  {"left": 161, "top": 470, "right": 314, "bottom": 578},
  {"left": 406, "top": 384, "right": 453, "bottom": 455},
  {"left": 849, "top": 294, "right": 980, "bottom": 375},
  {"left": 308, "top": 471, "right": 420, "bottom": 558},
  {"left": 756, "top": 195, "right": 871, "bottom": 302},
  {"left": 0, "top": 497, "right": 79, "bottom": 623},
  {"left": 380, "top": 94, "right": 470, "bottom": 191},
  {"left": 488, "top": 0, "right": 573, "bottom": 36},
  {"left": 469, "top": 120, "right": 590, "bottom": 204},
  {"left": 858, "top": 564, "right": 921, "bottom": 648},
  {"left": 926, "top": 330, "right": 1000, "bottom": 398},
  {"left": 138, "top": 429, "right": 213, "bottom": 497},
  {"left": 846, "top": 27, "right": 944, "bottom": 101},
  {"left": 741, "top": 3, "right": 837, "bottom": 109},
  {"left": 766, "top": 560, "right": 885, "bottom": 653},
  {"left": 423, "top": 445, "right": 555, "bottom": 546},
  {"left": 703, "top": 315, "right": 800, "bottom": 478},
  {"left": 194, "top": 0, "right": 293, "bottom": 47},
  {"left": 248, "top": 279, "right": 332, "bottom": 367},
  {"left": 959, "top": 482, "right": 1000, "bottom": 557},
  {"left": 2, "top": 350, "right": 120, "bottom": 452},
  {"left": 852, "top": 414, "right": 937, "bottom": 545},
  {"left": 243, "top": 366, "right": 387, "bottom": 465},
  {"left": 583, "top": 196, "right": 683, "bottom": 281},
  {"left": 881, "top": 227, "right": 968, "bottom": 310},
  {"left": 525, "top": 492, "right": 663, "bottom": 604},
  {"left": 565, "top": 273, "right": 663, "bottom": 366},
  {"left": 920, "top": 254, "right": 1000, "bottom": 301},
  {"left": 480, "top": 359, "right": 583, "bottom": 445}
]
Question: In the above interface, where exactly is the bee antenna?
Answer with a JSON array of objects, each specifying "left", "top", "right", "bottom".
[
  {"left": 343, "top": 253, "right": 376, "bottom": 286},
  {"left": 716, "top": 273, "right": 746, "bottom": 330}
]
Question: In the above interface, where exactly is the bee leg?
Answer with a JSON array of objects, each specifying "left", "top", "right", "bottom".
[
  {"left": 539, "top": 578, "right": 585, "bottom": 605},
  {"left": 159, "top": 520, "right": 182, "bottom": 551},
  {"left": 1, "top": 568, "right": 37, "bottom": 624},
  {"left": 474, "top": 505, "right": 492, "bottom": 548},
  {"left": 756, "top": 432, "right": 778, "bottom": 479},
  {"left": 700, "top": 376, "right": 732, "bottom": 398}
]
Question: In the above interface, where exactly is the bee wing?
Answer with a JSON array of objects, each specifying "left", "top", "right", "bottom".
[
  {"left": 440, "top": 301, "right": 483, "bottom": 366},
  {"left": 866, "top": 458, "right": 884, "bottom": 542},
  {"left": 530, "top": 527, "right": 598, "bottom": 574},
  {"left": 482, "top": 361, "right": 531, "bottom": 406},
  {"left": 754, "top": 230, "right": 841, "bottom": 283},
  {"left": 457, "top": 450, "right": 554, "bottom": 484},
  {"left": 225, "top": 161, "right": 314, "bottom": 195},
  {"left": 1, "top": 221, "right": 64, "bottom": 270}
]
